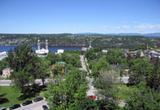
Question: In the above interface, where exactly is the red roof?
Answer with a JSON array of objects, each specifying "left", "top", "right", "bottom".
[{"left": 88, "top": 95, "right": 97, "bottom": 100}]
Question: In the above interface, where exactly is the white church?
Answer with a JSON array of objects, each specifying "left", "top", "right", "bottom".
[{"left": 35, "top": 39, "right": 49, "bottom": 57}]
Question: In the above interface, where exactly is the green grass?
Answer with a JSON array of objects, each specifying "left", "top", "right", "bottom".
[
  {"left": 0, "top": 86, "right": 23, "bottom": 108},
  {"left": 0, "top": 86, "right": 46, "bottom": 108}
]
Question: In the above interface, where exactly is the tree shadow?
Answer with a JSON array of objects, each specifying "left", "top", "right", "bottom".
[
  {"left": 0, "top": 93, "right": 9, "bottom": 104},
  {"left": 0, "top": 93, "right": 7, "bottom": 97},
  {"left": 18, "top": 84, "right": 47, "bottom": 101},
  {"left": 0, "top": 98, "right": 9, "bottom": 104}
]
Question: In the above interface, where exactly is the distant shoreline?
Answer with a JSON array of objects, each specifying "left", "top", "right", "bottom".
[{"left": 0, "top": 45, "right": 82, "bottom": 52}]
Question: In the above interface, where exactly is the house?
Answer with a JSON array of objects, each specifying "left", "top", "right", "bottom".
[
  {"left": 2, "top": 68, "right": 13, "bottom": 78},
  {"left": 56, "top": 49, "right": 64, "bottom": 54},
  {"left": 102, "top": 49, "right": 108, "bottom": 53},
  {"left": 121, "top": 76, "right": 129, "bottom": 84},
  {"left": 124, "top": 50, "right": 145, "bottom": 58},
  {"left": 148, "top": 50, "right": 160, "bottom": 58},
  {"left": 0, "top": 51, "right": 8, "bottom": 61}
]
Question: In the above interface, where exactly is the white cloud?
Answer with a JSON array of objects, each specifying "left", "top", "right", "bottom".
[
  {"left": 102, "top": 23, "right": 160, "bottom": 33},
  {"left": 133, "top": 24, "right": 160, "bottom": 33}
]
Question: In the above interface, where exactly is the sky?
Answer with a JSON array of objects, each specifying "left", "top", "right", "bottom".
[{"left": 0, "top": 0, "right": 160, "bottom": 33}]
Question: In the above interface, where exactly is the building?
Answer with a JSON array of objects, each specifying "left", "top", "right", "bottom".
[
  {"left": 0, "top": 51, "right": 8, "bottom": 61},
  {"left": 56, "top": 49, "right": 64, "bottom": 54},
  {"left": 124, "top": 50, "right": 145, "bottom": 58},
  {"left": 2, "top": 68, "right": 13, "bottom": 78},
  {"left": 35, "top": 39, "right": 49, "bottom": 57},
  {"left": 102, "top": 49, "right": 108, "bottom": 53},
  {"left": 148, "top": 50, "right": 160, "bottom": 58}
]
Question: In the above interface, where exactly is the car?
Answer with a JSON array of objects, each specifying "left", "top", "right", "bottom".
[
  {"left": 33, "top": 96, "right": 44, "bottom": 102},
  {"left": 22, "top": 100, "right": 33, "bottom": 106},
  {"left": 42, "top": 105, "right": 49, "bottom": 110},
  {"left": 9, "top": 104, "right": 21, "bottom": 110},
  {"left": 0, "top": 108, "right": 6, "bottom": 110}
]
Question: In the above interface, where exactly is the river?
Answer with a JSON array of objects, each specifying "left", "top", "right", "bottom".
[{"left": 0, "top": 45, "right": 81, "bottom": 52}]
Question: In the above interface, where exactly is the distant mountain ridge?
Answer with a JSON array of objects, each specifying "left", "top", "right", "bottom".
[
  {"left": 77, "top": 32, "right": 160, "bottom": 37},
  {"left": 0, "top": 32, "right": 160, "bottom": 37},
  {"left": 143, "top": 33, "right": 160, "bottom": 38}
]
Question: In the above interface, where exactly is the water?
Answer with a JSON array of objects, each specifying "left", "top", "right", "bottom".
[{"left": 0, "top": 45, "right": 81, "bottom": 52}]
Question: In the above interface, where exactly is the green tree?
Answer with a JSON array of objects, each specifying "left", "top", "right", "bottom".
[
  {"left": 125, "top": 83, "right": 160, "bottom": 110},
  {"left": 91, "top": 56, "right": 109, "bottom": 77},
  {"left": 128, "top": 58, "right": 153, "bottom": 85},
  {"left": 7, "top": 44, "right": 47, "bottom": 95},
  {"left": 61, "top": 52, "right": 80, "bottom": 67},
  {"left": 7, "top": 44, "right": 35, "bottom": 71},
  {"left": 147, "top": 58, "right": 160, "bottom": 91},
  {"left": 11, "top": 70, "right": 33, "bottom": 96},
  {"left": 0, "top": 59, "right": 8, "bottom": 75},
  {"left": 35, "top": 58, "right": 49, "bottom": 85},
  {"left": 45, "top": 67, "right": 88, "bottom": 110},
  {"left": 106, "top": 49, "right": 124, "bottom": 65},
  {"left": 85, "top": 48, "right": 102, "bottom": 61},
  {"left": 47, "top": 53, "right": 60, "bottom": 65}
]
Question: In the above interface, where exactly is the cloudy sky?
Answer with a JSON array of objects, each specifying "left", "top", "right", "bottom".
[{"left": 0, "top": 0, "right": 160, "bottom": 33}]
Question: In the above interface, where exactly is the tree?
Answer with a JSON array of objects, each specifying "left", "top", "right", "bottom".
[
  {"left": 147, "top": 58, "right": 160, "bottom": 91},
  {"left": 11, "top": 70, "right": 33, "bottom": 96},
  {"left": 0, "top": 59, "right": 8, "bottom": 75},
  {"left": 128, "top": 58, "right": 153, "bottom": 85},
  {"left": 45, "top": 67, "right": 88, "bottom": 110},
  {"left": 47, "top": 53, "right": 60, "bottom": 65},
  {"left": 106, "top": 49, "right": 124, "bottom": 65},
  {"left": 85, "top": 48, "right": 102, "bottom": 61},
  {"left": 35, "top": 58, "right": 49, "bottom": 86},
  {"left": 91, "top": 56, "right": 109, "bottom": 77},
  {"left": 7, "top": 44, "right": 47, "bottom": 95},
  {"left": 7, "top": 44, "right": 35, "bottom": 71},
  {"left": 93, "top": 69, "right": 119, "bottom": 110},
  {"left": 61, "top": 52, "right": 81, "bottom": 67},
  {"left": 124, "top": 83, "right": 160, "bottom": 110},
  {"left": 94, "top": 69, "right": 118, "bottom": 98}
]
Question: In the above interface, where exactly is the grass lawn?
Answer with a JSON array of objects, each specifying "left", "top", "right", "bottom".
[
  {"left": 0, "top": 86, "right": 24, "bottom": 108},
  {"left": 0, "top": 85, "right": 46, "bottom": 108}
]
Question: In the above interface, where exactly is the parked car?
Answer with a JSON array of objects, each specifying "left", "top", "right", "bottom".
[
  {"left": 22, "top": 100, "right": 33, "bottom": 106},
  {"left": 9, "top": 104, "right": 21, "bottom": 110},
  {"left": 33, "top": 96, "right": 44, "bottom": 102},
  {"left": 42, "top": 105, "right": 49, "bottom": 110},
  {"left": 0, "top": 108, "right": 6, "bottom": 110}
]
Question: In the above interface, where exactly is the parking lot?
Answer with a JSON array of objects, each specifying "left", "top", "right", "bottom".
[
  {"left": 0, "top": 97, "right": 49, "bottom": 110},
  {"left": 15, "top": 100, "right": 48, "bottom": 110}
]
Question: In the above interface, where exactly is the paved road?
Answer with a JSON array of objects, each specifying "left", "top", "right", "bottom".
[
  {"left": 0, "top": 80, "right": 12, "bottom": 86},
  {"left": 0, "top": 79, "right": 50, "bottom": 86}
]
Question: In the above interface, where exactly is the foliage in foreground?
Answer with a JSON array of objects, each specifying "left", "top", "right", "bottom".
[
  {"left": 124, "top": 82, "right": 160, "bottom": 110},
  {"left": 7, "top": 44, "right": 48, "bottom": 97},
  {"left": 45, "top": 68, "right": 88, "bottom": 110}
]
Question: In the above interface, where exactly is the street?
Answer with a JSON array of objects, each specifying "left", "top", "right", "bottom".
[{"left": 0, "top": 79, "right": 50, "bottom": 86}]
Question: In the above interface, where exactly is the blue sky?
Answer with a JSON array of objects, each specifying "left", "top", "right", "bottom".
[{"left": 0, "top": 0, "right": 160, "bottom": 33}]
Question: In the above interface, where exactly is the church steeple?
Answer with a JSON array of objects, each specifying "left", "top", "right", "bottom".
[
  {"left": 38, "top": 39, "right": 40, "bottom": 50},
  {"left": 45, "top": 39, "right": 48, "bottom": 50}
]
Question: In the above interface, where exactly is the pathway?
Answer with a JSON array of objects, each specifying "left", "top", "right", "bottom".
[{"left": 80, "top": 55, "right": 97, "bottom": 100}]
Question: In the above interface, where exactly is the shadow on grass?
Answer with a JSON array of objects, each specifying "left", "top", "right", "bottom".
[
  {"left": 18, "top": 84, "right": 47, "bottom": 101},
  {"left": 0, "top": 93, "right": 9, "bottom": 104},
  {"left": 0, "top": 93, "right": 7, "bottom": 97}
]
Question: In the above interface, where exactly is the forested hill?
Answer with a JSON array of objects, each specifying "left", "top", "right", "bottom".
[{"left": 0, "top": 33, "right": 160, "bottom": 49}]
